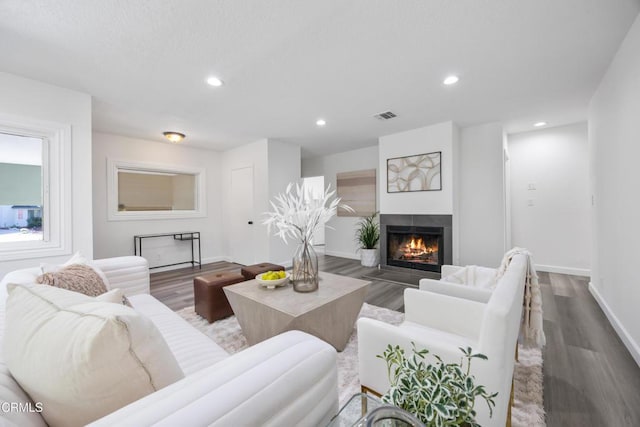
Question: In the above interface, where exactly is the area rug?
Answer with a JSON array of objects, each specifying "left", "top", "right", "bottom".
[{"left": 177, "top": 303, "right": 545, "bottom": 426}]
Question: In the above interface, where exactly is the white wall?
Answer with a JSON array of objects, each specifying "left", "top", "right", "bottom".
[
  {"left": 589, "top": 14, "right": 640, "bottom": 366},
  {"left": 378, "top": 121, "right": 455, "bottom": 215},
  {"left": 503, "top": 134, "right": 512, "bottom": 258},
  {"left": 92, "top": 133, "right": 224, "bottom": 267},
  {"left": 267, "top": 140, "right": 301, "bottom": 265},
  {"left": 451, "top": 125, "right": 461, "bottom": 264},
  {"left": 221, "top": 139, "right": 300, "bottom": 266},
  {"left": 302, "top": 145, "right": 379, "bottom": 260},
  {"left": 221, "top": 139, "right": 269, "bottom": 264},
  {"left": 302, "top": 176, "right": 325, "bottom": 245},
  {"left": 508, "top": 123, "right": 591, "bottom": 275},
  {"left": 0, "top": 72, "right": 92, "bottom": 277},
  {"left": 457, "top": 122, "right": 507, "bottom": 267}
]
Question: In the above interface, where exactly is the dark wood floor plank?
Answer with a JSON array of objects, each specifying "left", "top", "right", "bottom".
[{"left": 150, "top": 256, "right": 640, "bottom": 427}]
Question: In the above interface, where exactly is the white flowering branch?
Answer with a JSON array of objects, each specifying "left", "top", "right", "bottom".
[{"left": 263, "top": 182, "right": 353, "bottom": 244}]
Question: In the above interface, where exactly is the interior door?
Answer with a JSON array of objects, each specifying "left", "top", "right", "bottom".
[{"left": 230, "top": 167, "right": 255, "bottom": 265}]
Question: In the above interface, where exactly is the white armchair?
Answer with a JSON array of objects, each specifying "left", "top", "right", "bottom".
[
  {"left": 357, "top": 254, "right": 528, "bottom": 427},
  {"left": 419, "top": 264, "right": 498, "bottom": 303}
]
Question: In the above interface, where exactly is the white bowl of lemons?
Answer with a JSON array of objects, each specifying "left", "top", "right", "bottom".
[{"left": 256, "top": 270, "right": 290, "bottom": 289}]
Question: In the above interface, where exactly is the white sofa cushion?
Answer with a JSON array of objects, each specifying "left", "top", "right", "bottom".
[
  {"left": 440, "top": 265, "right": 497, "bottom": 289},
  {"left": 129, "top": 294, "right": 229, "bottom": 375},
  {"left": 0, "top": 304, "right": 47, "bottom": 427},
  {"left": 4, "top": 283, "right": 184, "bottom": 427},
  {"left": 95, "top": 287, "right": 126, "bottom": 304},
  {"left": 88, "top": 330, "right": 339, "bottom": 427}
]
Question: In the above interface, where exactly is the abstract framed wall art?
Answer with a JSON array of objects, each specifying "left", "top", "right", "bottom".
[
  {"left": 336, "top": 168, "right": 376, "bottom": 217},
  {"left": 386, "top": 151, "right": 441, "bottom": 193}
]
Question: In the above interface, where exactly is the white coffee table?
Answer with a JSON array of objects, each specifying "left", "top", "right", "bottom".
[{"left": 224, "top": 271, "right": 370, "bottom": 351}]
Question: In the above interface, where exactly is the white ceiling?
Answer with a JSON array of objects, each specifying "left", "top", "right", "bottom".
[{"left": 0, "top": 1, "right": 638, "bottom": 157}]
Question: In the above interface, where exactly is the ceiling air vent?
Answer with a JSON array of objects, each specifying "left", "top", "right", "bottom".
[{"left": 374, "top": 111, "right": 397, "bottom": 121}]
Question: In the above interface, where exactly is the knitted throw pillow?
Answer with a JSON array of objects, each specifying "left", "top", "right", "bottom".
[{"left": 37, "top": 264, "right": 108, "bottom": 297}]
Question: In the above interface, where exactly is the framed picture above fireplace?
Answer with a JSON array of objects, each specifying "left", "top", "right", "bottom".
[{"left": 386, "top": 151, "right": 441, "bottom": 193}]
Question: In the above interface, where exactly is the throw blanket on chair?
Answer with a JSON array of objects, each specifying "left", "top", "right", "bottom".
[
  {"left": 440, "top": 265, "right": 497, "bottom": 289},
  {"left": 497, "top": 247, "right": 546, "bottom": 348}
]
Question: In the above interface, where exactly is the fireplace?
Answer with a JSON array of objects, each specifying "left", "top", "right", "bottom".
[
  {"left": 387, "top": 226, "right": 444, "bottom": 272},
  {"left": 380, "top": 214, "right": 452, "bottom": 274}
]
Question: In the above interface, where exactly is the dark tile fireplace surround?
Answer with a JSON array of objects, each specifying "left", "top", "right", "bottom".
[{"left": 380, "top": 214, "right": 453, "bottom": 273}]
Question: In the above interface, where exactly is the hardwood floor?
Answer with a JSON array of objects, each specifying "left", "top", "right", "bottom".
[
  {"left": 538, "top": 271, "right": 640, "bottom": 427},
  {"left": 150, "top": 255, "right": 640, "bottom": 427}
]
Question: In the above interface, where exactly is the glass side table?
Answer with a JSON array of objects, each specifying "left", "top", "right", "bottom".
[
  {"left": 328, "top": 393, "right": 385, "bottom": 427},
  {"left": 328, "top": 393, "right": 425, "bottom": 427}
]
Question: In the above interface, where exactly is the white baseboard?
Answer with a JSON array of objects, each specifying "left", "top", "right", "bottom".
[
  {"left": 201, "top": 256, "right": 227, "bottom": 264},
  {"left": 324, "top": 250, "right": 360, "bottom": 261},
  {"left": 535, "top": 264, "right": 591, "bottom": 277},
  {"left": 589, "top": 282, "right": 640, "bottom": 368},
  {"left": 216, "top": 256, "right": 292, "bottom": 268},
  {"left": 149, "top": 256, "right": 228, "bottom": 273}
]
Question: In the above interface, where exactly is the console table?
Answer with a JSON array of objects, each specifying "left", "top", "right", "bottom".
[{"left": 133, "top": 231, "right": 201, "bottom": 270}]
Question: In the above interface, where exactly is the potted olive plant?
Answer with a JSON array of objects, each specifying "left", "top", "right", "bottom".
[
  {"left": 378, "top": 344, "right": 497, "bottom": 427},
  {"left": 355, "top": 212, "right": 380, "bottom": 267}
]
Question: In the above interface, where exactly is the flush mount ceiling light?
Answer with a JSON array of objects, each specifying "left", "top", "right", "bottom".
[
  {"left": 443, "top": 75, "right": 460, "bottom": 85},
  {"left": 163, "top": 131, "right": 186, "bottom": 143},
  {"left": 316, "top": 119, "right": 326, "bottom": 127},
  {"left": 534, "top": 121, "right": 547, "bottom": 127},
  {"left": 206, "top": 76, "right": 224, "bottom": 87}
]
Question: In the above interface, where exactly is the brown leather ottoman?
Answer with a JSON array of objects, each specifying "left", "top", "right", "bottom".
[
  {"left": 194, "top": 271, "right": 245, "bottom": 323},
  {"left": 240, "top": 262, "right": 286, "bottom": 281}
]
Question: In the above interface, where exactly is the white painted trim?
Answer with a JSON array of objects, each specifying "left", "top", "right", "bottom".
[
  {"left": 107, "top": 158, "right": 207, "bottom": 221},
  {"left": 201, "top": 256, "right": 227, "bottom": 265},
  {"left": 535, "top": 264, "right": 591, "bottom": 277},
  {"left": 324, "top": 250, "right": 360, "bottom": 260},
  {"left": 148, "top": 256, "right": 227, "bottom": 273},
  {"left": 0, "top": 114, "right": 72, "bottom": 261},
  {"left": 589, "top": 282, "right": 640, "bottom": 368}
]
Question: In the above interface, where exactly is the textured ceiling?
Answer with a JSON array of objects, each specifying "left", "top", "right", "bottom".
[{"left": 0, "top": 0, "right": 638, "bottom": 157}]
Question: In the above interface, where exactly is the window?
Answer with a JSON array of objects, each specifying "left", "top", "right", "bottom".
[
  {"left": 117, "top": 170, "right": 197, "bottom": 212},
  {"left": 0, "top": 133, "right": 44, "bottom": 243},
  {"left": 108, "top": 159, "right": 206, "bottom": 220},
  {"left": 0, "top": 114, "right": 72, "bottom": 261}
]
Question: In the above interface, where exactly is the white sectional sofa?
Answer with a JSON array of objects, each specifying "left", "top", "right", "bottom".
[{"left": 0, "top": 256, "right": 339, "bottom": 427}]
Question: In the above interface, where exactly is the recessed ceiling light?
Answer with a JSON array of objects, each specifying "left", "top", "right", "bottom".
[
  {"left": 206, "top": 76, "right": 223, "bottom": 87},
  {"left": 443, "top": 75, "right": 459, "bottom": 85},
  {"left": 534, "top": 122, "right": 547, "bottom": 127},
  {"left": 316, "top": 119, "right": 326, "bottom": 127},
  {"left": 163, "top": 131, "right": 186, "bottom": 143}
]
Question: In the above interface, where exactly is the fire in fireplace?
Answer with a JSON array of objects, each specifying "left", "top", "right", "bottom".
[
  {"left": 393, "top": 236, "right": 439, "bottom": 264},
  {"left": 386, "top": 226, "right": 444, "bottom": 272}
]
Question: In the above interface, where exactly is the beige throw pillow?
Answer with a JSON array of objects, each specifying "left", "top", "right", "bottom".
[
  {"left": 40, "top": 251, "right": 112, "bottom": 291},
  {"left": 4, "top": 283, "right": 184, "bottom": 427},
  {"left": 37, "top": 263, "right": 108, "bottom": 296}
]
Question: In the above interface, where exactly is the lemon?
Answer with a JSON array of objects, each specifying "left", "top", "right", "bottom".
[
  {"left": 263, "top": 271, "right": 276, "bottom": 280},
  {"left": 261, "top": 270, "right": 285, "bottom": 281}
]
